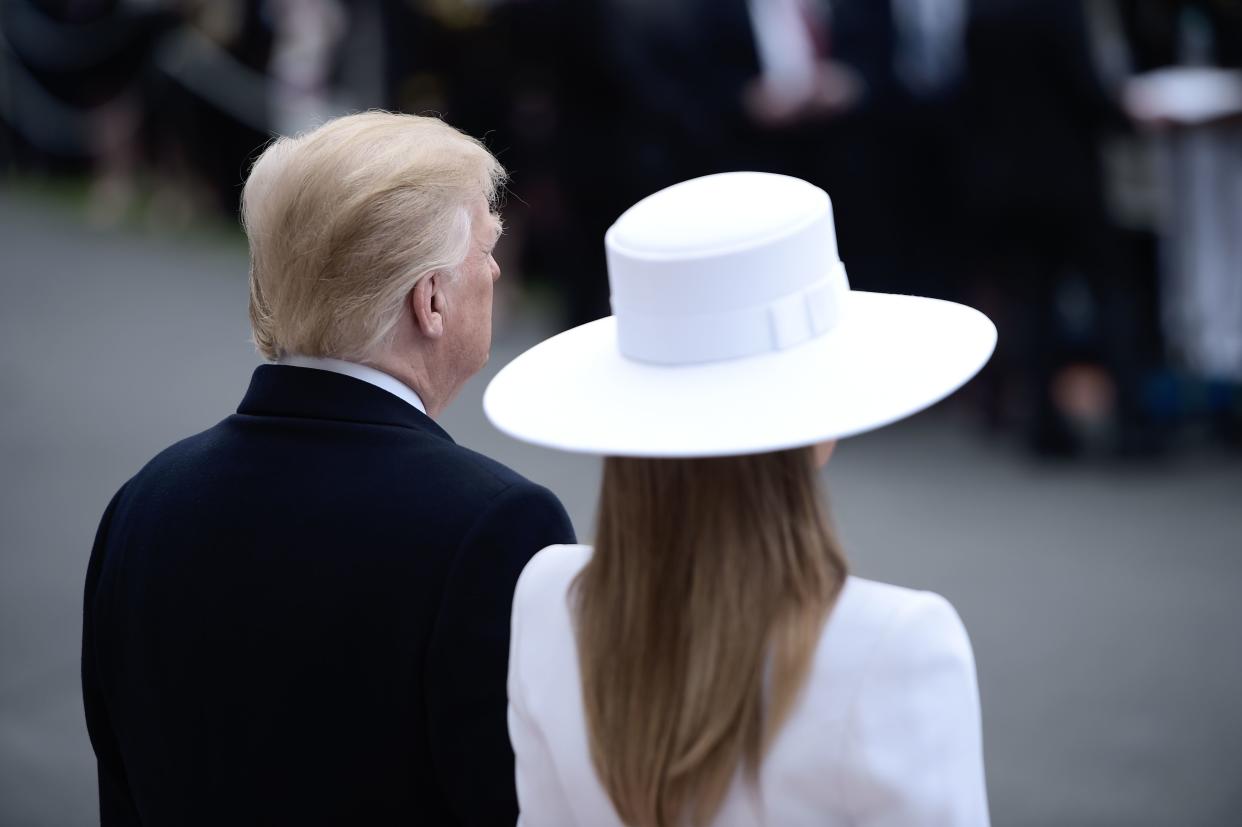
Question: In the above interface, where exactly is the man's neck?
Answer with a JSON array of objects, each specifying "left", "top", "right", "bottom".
[{"left": 366, "top": 351, "right": 453, "bottom": 419}]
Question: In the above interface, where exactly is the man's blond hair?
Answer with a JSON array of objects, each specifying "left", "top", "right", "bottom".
[{"left": 242, "top": 112, "right": 506, "bottom": 362}]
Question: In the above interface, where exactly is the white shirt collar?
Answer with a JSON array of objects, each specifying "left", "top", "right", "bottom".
[{"left": 276, "top": 354, "right": 428, "bottom": 415}]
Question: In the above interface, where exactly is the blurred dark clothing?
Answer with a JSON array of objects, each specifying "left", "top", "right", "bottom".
[
  {"left": 1118, "top": 0, "right": 1242, "bottom": 70},
  {"left": 144, "top": 1, "right": 274, "bottom": 215},
  {"left": 962, "top": 0, "right": 1122, "bottom": 228},
  {"left": 497, "top": 0, "right": 646, "bottom": 325},
  {"left": 961, "top": 0, "right": 1154, "bottom": 453},
  {"left": 811, "top": 0, "right": 968, "bottom": 297},
  {"left": 82, "top": 365, "right": 576, "bottom": 826},
  {"left": 597, "top": 0, "right": 970, "bottom": 297},
  {"left": 960, "top": 0, "right": 1120, "bottom": 323},
  {"left": 0, "top": 0, "right": 175, "bottom": 108},
  {"left": 557, "top": 0, "right": 822, "bottom": 323},
  {"left": 603, "top": 0, "right": 764, "bottom": 181}
]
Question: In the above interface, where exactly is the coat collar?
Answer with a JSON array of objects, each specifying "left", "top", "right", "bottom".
[{"left": 237, "top": 364, "right": 454, "bottom": 443}]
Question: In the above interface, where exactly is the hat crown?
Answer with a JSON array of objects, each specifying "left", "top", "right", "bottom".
[
  {"left": 608, "top": 171, "right": 832, "bottom": 257},
  {"left": 604, "top": 172, "right": 849, "bottom": 365}
]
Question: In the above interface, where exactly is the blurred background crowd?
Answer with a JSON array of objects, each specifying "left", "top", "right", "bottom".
[{"left": 2, "top": 0, "right": 1241, "bottom": 460}]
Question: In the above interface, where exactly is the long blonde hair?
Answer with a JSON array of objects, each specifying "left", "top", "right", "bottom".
[{"left": 573, "top": 447, "right": 848, "bottom": 827}]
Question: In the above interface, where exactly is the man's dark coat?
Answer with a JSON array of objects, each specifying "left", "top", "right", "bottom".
[{"left": 82, "top": 365, "right": 576, "bottom": 825}]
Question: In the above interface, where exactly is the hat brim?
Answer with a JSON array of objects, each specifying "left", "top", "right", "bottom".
[{"left": 483, "top": 291, "right": 996, "bottom": 457}]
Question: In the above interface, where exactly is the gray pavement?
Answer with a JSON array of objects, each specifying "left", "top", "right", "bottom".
[{"left": 2, "top": 189, "right": 1240, "bottom": 826}]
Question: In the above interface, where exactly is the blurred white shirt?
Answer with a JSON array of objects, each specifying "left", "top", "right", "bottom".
[{"left": 746, "top": 0, "right": 823, "bottom": 105}]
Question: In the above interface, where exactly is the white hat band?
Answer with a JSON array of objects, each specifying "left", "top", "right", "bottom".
[{"left": 616, "top": 263, "right": 850, "bottom": 365}]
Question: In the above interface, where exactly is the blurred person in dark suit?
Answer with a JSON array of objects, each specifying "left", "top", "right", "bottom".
[
  {"left": 596, "top": 0, "right": 963, "bottom": 299},
  {"left": 599, "top": 0, "right": 855, "bottom": 185},
  {"left": 585, "top": 0, "right": 861, "bottom": 322},
  {"left": 81, "top": 112, "right": 576, "bottom": 826},
  {"left": 962, "top": 0, "right": 1150, "bottom": 456},
  {"left": 504, "top": 0, "right": 651, "bottom": 328},
  {"left": 792, "top": 0, "right": 969, "bottom": 300}
]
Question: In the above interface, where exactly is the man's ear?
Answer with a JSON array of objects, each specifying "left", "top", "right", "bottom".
[{"left": 411, "top": 273, "right": 445, "bottom": 339}]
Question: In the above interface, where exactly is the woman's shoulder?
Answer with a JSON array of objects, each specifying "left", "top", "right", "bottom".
[
  {"left": 819, "top": 576, "right": 975, "bottom": 678},
  {"left": 792, "top": 578, "right": 987, "bottom": 824},
  {"left": 509, "top": 546, "right": 592, "bottom": 718},
  {"left": 516, "top": 543, "right": 592, "bottom": 592},
  {"left": 837, "top": 576, "right": 966, "bottom": 626},
  {"left": 512, "top": 544, "right": 593, "bottom": 622}
]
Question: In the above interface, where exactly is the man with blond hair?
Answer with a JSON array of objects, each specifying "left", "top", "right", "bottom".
[{"left": 82, "top": 113, "right": 575, "bottom": 825}]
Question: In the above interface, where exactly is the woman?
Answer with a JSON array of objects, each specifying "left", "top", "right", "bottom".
[{"left": 485, "top": 172, "right": 996, "bottom": 826}]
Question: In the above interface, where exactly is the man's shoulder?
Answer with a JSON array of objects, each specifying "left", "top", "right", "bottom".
[
  {"left": 125, "top": 420, "right": 233, "bottom": 486},
  {"left": 421, "top": 439, "right": 543, "bottom": 502},
  {"left": 120, "top": 413, "right": 555, "bottom": 518},
  {"left": 379, "top": 429, "right": 562, "bottom": 521}
]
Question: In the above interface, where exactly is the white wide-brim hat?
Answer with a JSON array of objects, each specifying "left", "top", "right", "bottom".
[{"left": 484, "top": 172, "right": 996, "bottom": 457}]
